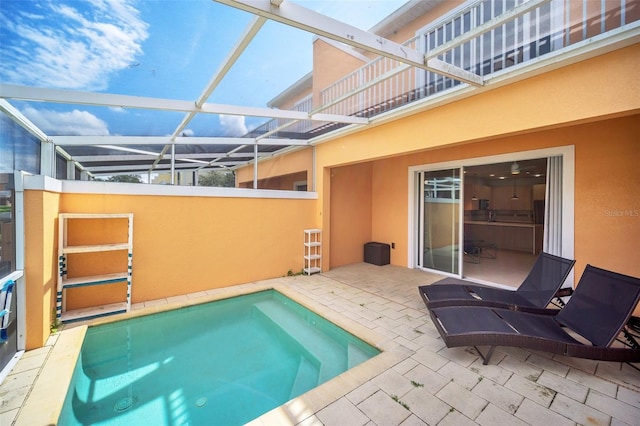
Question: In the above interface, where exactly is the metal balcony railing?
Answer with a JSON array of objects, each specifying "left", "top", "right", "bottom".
[
  {"left": 247, "top": 94, "right": 314, "bottom": 139},
  {"left": 248, "top": 0, "right": 638, "bottom": 141},
  {"left": 320, "top": 0, "right": 639, "bottom": 120}
]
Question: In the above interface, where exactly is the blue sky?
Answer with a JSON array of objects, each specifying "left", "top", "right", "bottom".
[{"left": 1, "top": 0, "right": 406, "bottom": 138}]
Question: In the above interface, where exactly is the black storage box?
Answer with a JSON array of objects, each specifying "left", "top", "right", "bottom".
[{"left": 364, "top": 242, "right": 390, "bottom": 266}]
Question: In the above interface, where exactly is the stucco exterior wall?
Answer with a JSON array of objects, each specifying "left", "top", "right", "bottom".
[
  {"left": 24, "top": 190, "right": 60, "bottom": 350},
  {"left": 236, "top": 146, "right": 313, "bottom": 190},
  {"left": 399, "top": 118, "right": 635, "bottom": 272},
  {"left": 314, "top": 44, "right": 639, "bottom": 170},
  {"left": 328, "top": 162, "right": 372, "bottom": 267},
  {"left": 311, "top": 39, "right": 367, "bottom": 110},
  {"left": 313, "top": 44, "right": 639, "bottom": 273},
  {"left": 23, "top": 190, "right": 316, "bottom": 348},
  {"left": 327, "top": 116, "right": 639, "bottom": 301}
]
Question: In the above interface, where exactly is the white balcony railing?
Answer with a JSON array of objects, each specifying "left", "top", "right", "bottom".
[
  {"left": 247, "top": 94, "right": 314, "bottom": 139},
  {"left": 320, "top": 0, "right": 639, "bottom": 119},
  {"left": 251, "top": 0, "right": 638, "bottom": 140}
]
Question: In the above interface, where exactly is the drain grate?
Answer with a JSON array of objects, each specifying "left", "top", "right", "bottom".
[{"left": 114, "top": 396, "right": 135, "bottom": 412}]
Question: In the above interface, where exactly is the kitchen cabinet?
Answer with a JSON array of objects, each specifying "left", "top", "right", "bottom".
[
  {"left": 464, "top": 183, "right": 491, "bottom": 209},
  {"left": 465, "top": 221, "right": 543, "bottom": 254},
  {"left": 491, "top": 185, "right": 532, "bottom": 210}
]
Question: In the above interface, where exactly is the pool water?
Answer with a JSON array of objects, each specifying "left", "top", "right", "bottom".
[{"left": 59, "top": 290, "right": 379, "bottom": 425}]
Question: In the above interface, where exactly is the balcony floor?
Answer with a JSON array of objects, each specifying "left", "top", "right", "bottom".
[{"left": 3, "top": 263, "right": 640, "bottom": 425}]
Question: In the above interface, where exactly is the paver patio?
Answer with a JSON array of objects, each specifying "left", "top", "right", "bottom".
[{"left": 2, "top": 263, "right": 639, "bottom": 425}]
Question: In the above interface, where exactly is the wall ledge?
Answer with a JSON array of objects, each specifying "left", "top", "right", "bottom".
[{"left": 22, "top": 176, "right": 318, "bottom": 200}]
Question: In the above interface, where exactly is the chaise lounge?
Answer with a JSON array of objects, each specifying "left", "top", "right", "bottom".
[
  {"left": 419, "top": 252, "right": 575, "bottom": 313},
  {"left": 426, "top": 264, "right": 640, "bottom": 365}
]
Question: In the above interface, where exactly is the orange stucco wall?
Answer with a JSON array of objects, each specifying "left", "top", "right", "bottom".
[
  {"left": 327, "top": 116, "right": 640, "bottom": 286},
  {"left": 24, "top": 190, "right": 60, "bottom": 349},
  {"left": 574, "top": 128, "right": 640, "bottom": 279},
  {"left": 314, "top": 45, "right": 639, "bottom": 270},
  {"left": 312, "top": 39, "right": 367, "bottom": 110},
  {"left": 328, "top": 162, "right": 372, "bottom": 267},
  {"left": 23, "top": 190, "right": 316, "bottom": 348},
  {"left": 314, "top": 45, "right": 639, "bottom": 170},
  {"left": 310, "top": 0, "right": 464, "bottom": 109},
  {"left": 236, "top": 147, "right": 313, "bottom": 190},
  {"left": 238, "top": 171, "right": 307, "bottom": 190}
]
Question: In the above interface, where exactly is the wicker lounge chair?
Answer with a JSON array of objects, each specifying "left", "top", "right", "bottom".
[
  {"left": 419, "top": 252, "right": 575, "bottom": 313},
  {"left": 427, "top": 265, "right": 640, "bottom": 365}
]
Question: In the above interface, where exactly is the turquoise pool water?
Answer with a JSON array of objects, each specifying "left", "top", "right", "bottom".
[{"left": 59, "top": 290, "right": 379, "bottom": 425}]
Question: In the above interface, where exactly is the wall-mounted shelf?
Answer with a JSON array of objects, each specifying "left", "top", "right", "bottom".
[
  {"left": 57, "top": 213, "right": 133, "bottom": 323},
  {"left": 303, "top": 229, "right": 322, "bottom": 275}
]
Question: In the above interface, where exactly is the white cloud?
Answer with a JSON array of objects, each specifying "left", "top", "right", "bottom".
[
  {"left": 23, "top": 107, "right": 110, "bottom": 136},
  {"left": 0, "top": 0, "right": 148, "bottom": 90},
  {"left": 181, "top": 129, "right": 195, "bottom": 137},
  {"left": 219, "top": 115, "right": 247, "bottom": 137}
]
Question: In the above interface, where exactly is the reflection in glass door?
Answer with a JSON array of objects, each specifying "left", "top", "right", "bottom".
[{"left": 418, "top": 169, "right": 461, "bottom": 275}]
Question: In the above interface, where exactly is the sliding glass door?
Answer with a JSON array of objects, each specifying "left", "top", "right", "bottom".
[{"left": 417, "top": 168, "right": 462, "bottom": 275}]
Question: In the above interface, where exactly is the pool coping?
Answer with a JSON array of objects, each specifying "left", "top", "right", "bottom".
[{"left": 15, "top": 280, "right": 408, "bottom": 425}]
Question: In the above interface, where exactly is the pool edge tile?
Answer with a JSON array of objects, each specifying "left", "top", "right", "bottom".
[
  {"left": 14, "top": 325, "right": 87, "bottom": 426},
  {"left": 252, "top": 346, "right": 412, "bottom": 425}
]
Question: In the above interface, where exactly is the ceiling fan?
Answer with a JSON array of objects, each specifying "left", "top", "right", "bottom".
[
  {"left": 511, "top": 161, "right": 521, "bottom": 175},
  {"left": 510, "top": 161, "right": 542, "bottom": 175}
]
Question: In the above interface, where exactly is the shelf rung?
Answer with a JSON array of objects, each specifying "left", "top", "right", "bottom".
[
  {"left": 62, "top": 243, "right": 130, "bottom": 254},
  {"left": 62, "top": 273, "right": 129, "bottom": 288},
  {"left": 61, "top": 302, "right": 128, "bottom": 323},
  {"left": 60, "top": 213, "right": 132, "bottom": 219}
]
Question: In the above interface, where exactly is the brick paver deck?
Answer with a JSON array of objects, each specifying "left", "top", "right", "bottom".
[{"left": 2, "top": 263, "right": 639, "bottom": 425}]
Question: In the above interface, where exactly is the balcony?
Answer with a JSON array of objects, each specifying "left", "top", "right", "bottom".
[{"left": 317, "top": 0, "right": 640, "bottom": 123}]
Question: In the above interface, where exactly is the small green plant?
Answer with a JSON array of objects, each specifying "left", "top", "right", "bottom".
[
  {"left": 449, "top": 407, "right": 455, "bottom": 413},
  {"left": 285, "top": 269, "right": 304, "bottom": 277},
  {"left": 359, "top": 303, "right": 365, "bottom": 306},
  {"left": 49, "top": 307, "right": 61, "bottom": 333},
  {"left": 478, "top": 376, "right": 483, "bottom": 382},
  {"left": 414, "top": 328, "right": 424, "bottom": 335},
  {"left": 411, "top": 380, "right": 424, "bottom": 388},
  {"left": 50, "top": 317, "right": 61, "bottom": 334},
  {"left": 391, "top": 395, "right": 410, "bottom": 411}
]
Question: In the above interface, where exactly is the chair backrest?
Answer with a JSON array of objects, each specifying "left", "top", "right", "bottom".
[
  {"left": 556, "top": 265, "right": 640, "bottom": 347},
  {"left": 516, "top": 252, "right": 576, "bottom": 308}
]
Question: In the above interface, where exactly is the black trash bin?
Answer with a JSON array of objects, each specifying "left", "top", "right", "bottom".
[{"left": 364, "top": 242, "right": 390, "bottom": 266}]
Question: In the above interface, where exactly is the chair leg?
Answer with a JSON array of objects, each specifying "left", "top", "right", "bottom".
[{"left": 474, "top": 346, "right": 496, "bottom": 365}]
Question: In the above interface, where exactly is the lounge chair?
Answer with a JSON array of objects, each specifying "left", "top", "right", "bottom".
[
  {"left": 419, "top": 252, "right": 575, "bottom": 313},
  {"left": 427, "top": 265, "right": 640, "bottom": 364}
]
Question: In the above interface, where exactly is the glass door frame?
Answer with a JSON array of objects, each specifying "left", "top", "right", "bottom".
[
  {"left": 415, "top": 167, "right": 464, "bottom": 277},
  {"left": 407, "top": 146, "right": 575, "bottom": 278}
]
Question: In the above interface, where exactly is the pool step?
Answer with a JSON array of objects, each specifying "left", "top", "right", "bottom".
[
  {"left": 289, "top": 356, "right": 319, "bottom": 399},
  {"left": 347, "top": 342, "right": 372, "bottom": 369},
  {"left": 254, "top": 300, "right": 344, "bottom": 383}
]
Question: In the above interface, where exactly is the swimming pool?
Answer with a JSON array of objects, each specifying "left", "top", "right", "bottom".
[{"left": 58, "top": 290, "right": 380, "bottom": 425}]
